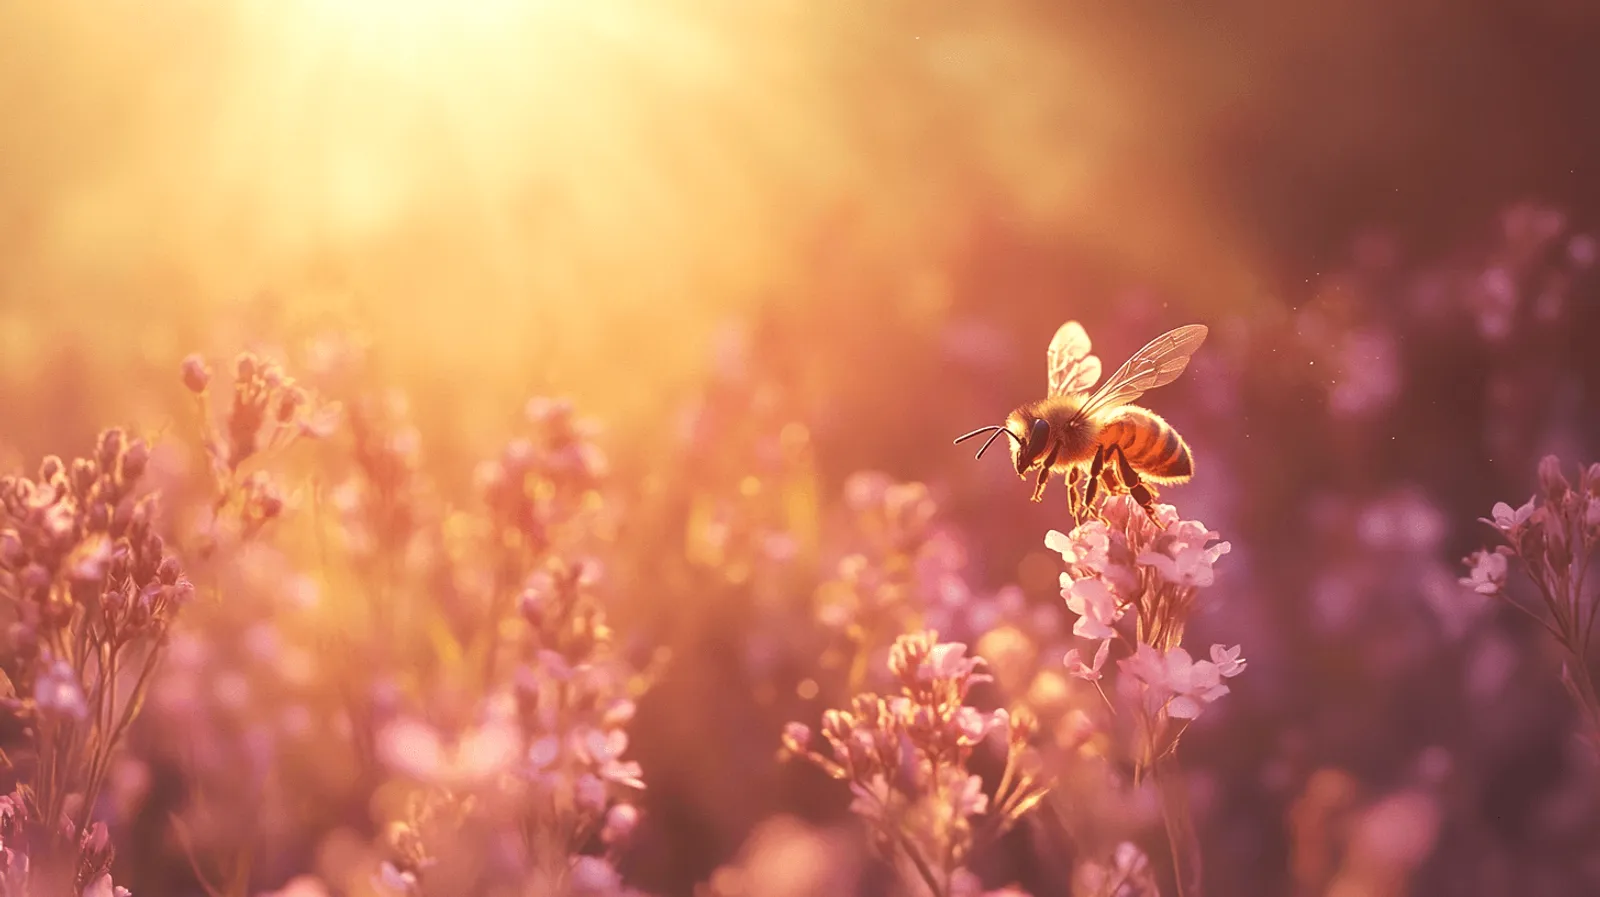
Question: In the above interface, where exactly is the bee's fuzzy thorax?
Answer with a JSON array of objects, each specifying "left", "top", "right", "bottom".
[{"left": 1005, "top": 396, "right": 1102, "bottom": 475}]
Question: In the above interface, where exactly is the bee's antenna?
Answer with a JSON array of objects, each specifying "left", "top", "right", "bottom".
[
  {"left": 954, "top": 425, "right": 1018, "bottom": 460},
  {"left": 953, "top": 425, "right": 1003, "bottom": 444}
]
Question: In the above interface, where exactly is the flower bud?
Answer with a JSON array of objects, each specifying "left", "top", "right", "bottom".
[
  {"left": 181, "top": 353, "right": 212, "bottom": 393},
  {"left": 120, "top": 440, "right": 149, "bottom": 481},
  {"left": 71, "top": 458, "right": 98, "bottom": 494},
  {"left": 277, "top": 386, "right": 306, "bottom": 423},
  {"left": 1539, "top": 455, "right": 1571, "bottom": 503},
  {"left": 96, "top": 429, "right": 126, "bottom": 470},
  {"left": 782, "top": 721, "right": 812, "bottom": 753},
  {"left": 574, "top": 773, "right": 607, "bottom": 814},
  {"left": 38, "top": 455, "right": 65, "bottom": 486},
  {"left": 601, "top": 803, "right": 640, "bottom": 845},
  {"left": 0, "top": 529, "right": 24, "bottom": 569}
]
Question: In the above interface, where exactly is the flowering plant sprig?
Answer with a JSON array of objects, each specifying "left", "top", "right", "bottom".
[
  {"left": 781, "top": 631, "right": 1047, "bottom": 897},
  {"left": 181, "top": 351, "right": 341, "bottom": 548},
  {"left": 1462, "top": 455, "right": 1600, "bottom": 756},
  {"left": 0, "top": 429, "right": 192, "bottom": 896},
  {"left": 363, "top": 398, "right": 654, "bottom": 897},
  {"left": 1046, "top": 494, "right": 1242, "bottom": 897},
  {"left": 814, "top": 473, "right": 972, "bottom": 691},
  {"left": 1050, "top": 496, "right": 1242, "bottom": 767}
]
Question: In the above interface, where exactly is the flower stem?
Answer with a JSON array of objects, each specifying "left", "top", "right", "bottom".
[{"left": 1155, "top": 751, "right": 1203, "bottom": 897}]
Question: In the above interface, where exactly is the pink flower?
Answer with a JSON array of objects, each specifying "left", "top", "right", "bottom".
[
  {"left": 528, "top": 735, "right": 561, "bottom": 770},
  {"left": 574, "top": 772, "right": 608, "bottom": 813},
  {"left": 575, "top": 728, "right": 645, "bottom": 790},
  {"left": 1460, "top": 549, "right": 1509, "bottom": 595},
  {"left": 569, "top": 856, "right": 623, "bottom": 891},
  {"left": 925, "top": 641, "right": 987, "bottom": 683},
  {"left": 376, "top": 717, "right": 518, "bottom": 786},
  {"left": 35, "top": 659, "right": 88, "bottom": 721},
  {"left": 1063, "top": 578, "right": 1120, "bottom": 640},
  {"left": 374, "top": 863, "right": 417, "bottom": 896},
  {"left": 952, "top": 706, "right": 1007, "bottom": 745},
  {"left": 1045, "top": 525, "right": 1112, "bottom": 571},
  {"left": 1064, "top": 639, "right": 1111, "bottom": 681},
  {"left": 1487, "top": 498, "right": 1537, "bottom": 532},
  {"left": 602, "top": 803, "right": 640, "bottom": 845},
  {"left": 1121, "top": 645, "right": 1231, "bottom": 720},
  {"left": 1138, "top": 543, "right": 1229, "bottom": 587},
  {"left": 947, "top": 770, "right": 989, "bottom": 817},
  {"left": 1160, "top": 649, "right": 1230, "bottom": 719},
  {"left": 1210, "top": 644, "right": 1247, "bottom": 678},
  {"left": 782, "top": 722, "right": 812, "bottom": 753}
]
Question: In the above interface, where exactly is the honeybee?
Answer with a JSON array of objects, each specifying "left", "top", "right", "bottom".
[{"left": 955, "top": 321, "right": 1208, "bottom": 524}]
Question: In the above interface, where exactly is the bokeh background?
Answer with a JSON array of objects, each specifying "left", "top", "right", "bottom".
[{"left": 6, "top": 1, "right": 1600, "bottom": 895}]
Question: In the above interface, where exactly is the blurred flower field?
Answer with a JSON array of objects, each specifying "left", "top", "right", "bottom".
[{"left": 5, "top": 2, "right": 1600, "bottom": 897}]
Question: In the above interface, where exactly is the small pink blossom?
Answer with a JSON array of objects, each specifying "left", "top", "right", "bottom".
[
  {"left": 1063, "top": 577, "right": 1120, "bottom": 640},
  {"left": 1064, "top": 639, "right": 1111, "bottom": 681},
  {"left": 1460, "top": 549, "right": 1509, "bottom": 595},
  {"left": 925, "top": 641, "right": 986, "bottom": 683},
  {"left": 1138, "top": 542, "right": 1230, "bottom": 588},
  {"left": 1210, "top": 644, "right": 1247, "bottom": 678},
  {"left": 947, "top": 770, "right": 989, "bottom": 817},
  {"left": 528, "top": 735, "right": 560, "bottom": 770},
  {"left": 1122, "top": 644, "right": 1231, "bottom": 720},
  {"left": 376, "top": 717, "right": 518, "bottom": 786},
  {"left": 1046, "top": 525, "right": 1111, "bottom": 571},
  {"left": 574, "top": 727, "right": 645, "bottom": 789},
  {"left": 952, "top": 705, "right": 1008, "bottom": 745},
  {"left": 374, "top": 862, "right": 418, "bottom": 896},
  {"left": 569, "top": 856, "right": 623, "bottom": 891},
  {"left": 1487, "top": 498, "right": 1537, "bottom": 531},
  {"left": 35, "top": 659, "right": 88, "bottom": 720},
  {"left": 574, "top": 772, "right": 608, "bottom": 813},
  {"left": 602, "top": 803, "right": 640, "bottom": 845}
]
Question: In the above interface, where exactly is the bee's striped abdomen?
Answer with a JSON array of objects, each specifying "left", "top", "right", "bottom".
[{"left": 1099, "top": 406, "right": 1193, "bottom": 483}]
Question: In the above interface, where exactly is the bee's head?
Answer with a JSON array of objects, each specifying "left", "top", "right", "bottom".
[
  {"left": 1005, "top": 411, "right": 1052, "bottom": 475},
  {"left": 953, "top": 411, "right": 1050, "bottom": 472}
]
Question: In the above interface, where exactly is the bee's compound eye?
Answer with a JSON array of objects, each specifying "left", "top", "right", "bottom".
[{"left": 1025, "top": 418, "right": 1050, "bottom": 461}]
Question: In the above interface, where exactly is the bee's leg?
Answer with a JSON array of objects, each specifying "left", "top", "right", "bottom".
[
  {"left": 1108, "top": 443, "right": 1162, "bottom": 526},
  {"left": 1084, "top": 445, "right": 1106, "bottom": 511},
  {"left": 1067, "top": 467, "right": 1084, "bottom": 526},
  {"left": 1030, "top": 444, "right": 1060, "bottom": 502}
]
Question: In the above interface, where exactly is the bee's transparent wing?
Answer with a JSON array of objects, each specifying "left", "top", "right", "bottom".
[
  {"left": 1047, "top": 321, "right": 1102, "bottom": 397},
  {"left": 1077, "top": 324, "right": 1209, "bottom": 418}
]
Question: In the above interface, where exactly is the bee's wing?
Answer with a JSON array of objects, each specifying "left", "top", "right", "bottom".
[
  {"left": 1077, "top": 324, "right": 1209, "bottom": 418},
  {"left": 1047, "top": 321, "right": 1102, "bottom": 397}
]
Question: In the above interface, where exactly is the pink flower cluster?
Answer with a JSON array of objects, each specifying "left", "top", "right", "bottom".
[
  {"left": 0, "top": 429, "right": 194, "bottom": 896},
  {"left": 782, "top": 632, "right": 1045, "bottom": 897},
  {"left": 1051, "top": 497, "right": 1239, "bottom": 696},
  {"left": 1049, "top": 494, "right": 1243, "bottom": 781},
  {"left": 1462, "top": 455, "right": 1600, "bottom": 754}
]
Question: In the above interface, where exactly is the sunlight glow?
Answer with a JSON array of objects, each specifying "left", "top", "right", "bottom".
[{"left": 289, "top": 0, "right": 547, "bottom": 62}]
